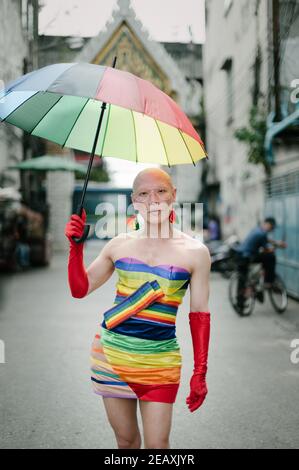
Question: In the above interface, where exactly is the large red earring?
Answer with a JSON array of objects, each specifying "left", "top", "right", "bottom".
[
  {"left": 169, "top": 209, "right": 176, "bottom": 223},
  {"left": 134, "top": 213, "right": 140, "bottom": 230}
]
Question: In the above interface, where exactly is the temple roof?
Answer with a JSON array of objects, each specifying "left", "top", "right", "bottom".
[{"left": 75, "top": 0, "right": 194, "bottom": 111}]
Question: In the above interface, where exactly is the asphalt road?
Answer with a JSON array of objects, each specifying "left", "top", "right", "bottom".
[{"left": 0, "top": 240, "right": 298, "bottom": 449}]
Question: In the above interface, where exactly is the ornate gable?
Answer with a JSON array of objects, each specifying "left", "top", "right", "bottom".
[
  {"left": 92, "top": 20, "right": 172, "bottom": 96},
  {"left": 76, "top": 0, "right": 190, "bottom": 107}
]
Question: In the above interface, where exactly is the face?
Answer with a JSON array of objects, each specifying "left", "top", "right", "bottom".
[
  {"left": 131, "top": 174, "right": 176, "bottom": 225},
  {"left": 264, "top": 222, "right": 275, "bottom": 232}
]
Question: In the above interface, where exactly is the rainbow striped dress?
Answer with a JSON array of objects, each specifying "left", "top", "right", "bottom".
[{"left": 90, "top": 256, "right": 191, "bottom": 403}]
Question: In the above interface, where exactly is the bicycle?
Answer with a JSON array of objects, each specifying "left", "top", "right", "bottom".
[{"left": 228, "top": 251, "right": 288, "bottom": 316}]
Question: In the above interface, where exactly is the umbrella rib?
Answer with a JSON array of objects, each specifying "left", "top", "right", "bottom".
[
  {"left": 178, "top": 129, "right": 196, "bottom": 166},
  {"left": 154, "top": 120, "right": 170, "bottom": 168},
  {"left": 0, "top": 91, "right": 40, "bottom": 122},
  {"left": 130, "top": 110, "right": 138, "bottom": 163},
  {"left": 0, "top": 90, "right": 13, "bottom": 108},
  {"left": 61, "top": 97, "right": 89, "bottom": 148},
  {"left": 98, "top": 102, "right": 111, "bottom": 156},
  {"left": 29, "top": 94, "right": 64, "bottom": 135}
]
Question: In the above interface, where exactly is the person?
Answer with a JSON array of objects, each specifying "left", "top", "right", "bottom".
[
  {"left": 65, "top": 168, "right": 211, "bottom": 449},
  {"left": 208, "top": 215, "right": 221, "bottom": 241},
  {"left": 15, "top": 211, "right": 30, "bottom": 269},
  {"left": 234, "top": 217, "right": 287, "bottom": 308}
]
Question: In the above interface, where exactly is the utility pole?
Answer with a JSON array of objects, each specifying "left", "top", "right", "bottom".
[
  {"left": 32, "top": 0, "right": 39, "bottom": 70},
  {"left": 21, "top": 0, "right": 40, "bottom": 204},
  {"left": 272, "top": 0, "right": 282, "bottom": 121}
]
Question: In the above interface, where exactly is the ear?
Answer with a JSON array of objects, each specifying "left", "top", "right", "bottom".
[
  {"left": 172, "top": 186, "right": 177, "bottom": 200},
  {"left": 131, "top": 193, "right": 138, "bottom": 210}
]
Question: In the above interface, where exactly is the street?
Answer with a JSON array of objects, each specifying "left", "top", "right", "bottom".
[{"left": 0, "top": 240, "right": 299, "bottom": 449}]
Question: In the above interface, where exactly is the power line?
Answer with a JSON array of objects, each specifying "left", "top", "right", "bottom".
[{"left": 203, "top": 2, "right": 296, "bottom": 119}]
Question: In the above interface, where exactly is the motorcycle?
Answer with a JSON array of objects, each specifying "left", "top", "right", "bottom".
[{"left": 208, "top": 235, "right": 240, "bottom": 278}]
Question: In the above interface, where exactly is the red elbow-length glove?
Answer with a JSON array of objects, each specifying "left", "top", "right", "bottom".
[
  {"left": 64, "top": 209, "right": 89, "bottom": 298},
  {"left": 186, "top": 311, "right": 211, "bottom": 413}
]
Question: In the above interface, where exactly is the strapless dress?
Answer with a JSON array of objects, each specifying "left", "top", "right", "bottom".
[{"left": 90, "top": 256, "right": 191, "bottom": 403}]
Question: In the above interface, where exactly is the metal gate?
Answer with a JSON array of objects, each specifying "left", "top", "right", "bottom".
[{"left": 264, "top": 170, "right": 299, "bottom": 298}]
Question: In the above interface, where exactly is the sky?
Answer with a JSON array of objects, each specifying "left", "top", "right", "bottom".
[{"left": 39, "top": 0, "right": 206, "bottom": 43}]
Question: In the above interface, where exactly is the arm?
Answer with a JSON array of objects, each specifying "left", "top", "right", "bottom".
[
  {"left": 189, "top": 244, "right": 211, "bottom": 312},
  {"left": 267, "top": 237, "right": 287, "bottom": 248},
  {"left": 64, "top": 209, "right": 115, "bottom": 298},
  {"left": 186, "top": 244, "right": 211, "bottom": 413},
  {"left": 85, "top": 238, "right": 116, "bottom": 295}
]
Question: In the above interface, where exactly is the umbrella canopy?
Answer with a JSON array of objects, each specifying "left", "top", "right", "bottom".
[
  {"left": 8, "top": 155, "right": 86, "bottom": 173},
  {"left": 0, "top": 63, "right": 207, "bottom": 166}
]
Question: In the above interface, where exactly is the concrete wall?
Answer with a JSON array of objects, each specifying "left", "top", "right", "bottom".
[
  {"left": 0, "top": 0, "right": 27, "bottom": 188},
  {"left": 203, "top": 0, "right": 270, "bottom": 239}
]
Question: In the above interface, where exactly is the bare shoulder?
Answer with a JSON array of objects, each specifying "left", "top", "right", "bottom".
[
  {"left": 182, "top": 234, "right": 211, "bottom": 273},
  {"left": 100, "top": 231, "right": 137, "bottom": 260},
  {"left": 171, "top": 228, "right": 210, "bottom": 272}
]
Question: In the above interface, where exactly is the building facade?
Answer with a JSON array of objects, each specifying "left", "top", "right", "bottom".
[
  {"left": 264, "top": 0, "right": 299, "bottom": 297},
  {"left": 203, "top": 0, "right": 270, "bottom": 239},
  {"left": 203, "top": 0, "right": 299, "bottom": 296},
  {"left": 0, "top": 0, "right": 29, "bottom": 189}
]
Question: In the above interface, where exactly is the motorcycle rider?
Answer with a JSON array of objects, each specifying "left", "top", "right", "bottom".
[{"left": 234, "top": 217, "right": 287, "bottom": 309}]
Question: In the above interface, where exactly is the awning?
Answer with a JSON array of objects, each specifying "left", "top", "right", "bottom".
[{"left": 265, "top": 105, "right": 299, "bottom": 164}]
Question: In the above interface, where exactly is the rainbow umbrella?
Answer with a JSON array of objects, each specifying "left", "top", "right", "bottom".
[{"left": 0, "top": 60, "right": 207, "bottom": 242}]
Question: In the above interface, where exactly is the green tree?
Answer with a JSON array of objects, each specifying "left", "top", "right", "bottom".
[
  {"left": 74, "top": 159, "right": 110, "bottom": 183},
  {"left": 234, "top": 105, "right": 271, "bottom": 176}
]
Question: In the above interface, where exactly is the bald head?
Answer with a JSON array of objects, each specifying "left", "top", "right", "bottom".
[{"left": 132, "top": 168, "right": 174, "bottom": 193}]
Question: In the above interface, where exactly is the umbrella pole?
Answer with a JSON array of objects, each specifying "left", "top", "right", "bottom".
[
  {"left": 76, "top": 102, "right": 107, "bottom": 213},
  {"left": 72, "top": 57, "right": 117, "bottom": 244},
  {"left": 72, "top": 101, "right": 107, "bottom": 243}
]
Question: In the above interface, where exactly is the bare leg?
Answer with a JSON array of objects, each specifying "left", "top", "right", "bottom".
[
  {"left": 102, "top": 397, "right": 142, "bottom": 449},
  {"left": 139, "top": 401, "right": 174, "bottom": 449}
]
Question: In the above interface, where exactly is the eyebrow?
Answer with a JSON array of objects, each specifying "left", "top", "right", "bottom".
[{"left": 136, "top": 185, "right": 169, "bottom": 192}]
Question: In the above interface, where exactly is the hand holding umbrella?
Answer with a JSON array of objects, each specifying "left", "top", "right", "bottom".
[{"left": 64, "top": 208, "right": 89, "bottom": 298}]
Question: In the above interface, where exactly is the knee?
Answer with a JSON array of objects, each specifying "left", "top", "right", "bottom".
[
  {"left": 145, "top": 437, "right": 170, "bottom": 449},
  {"left": 116, "top": 431, "right": 142, "bottom": 449}
]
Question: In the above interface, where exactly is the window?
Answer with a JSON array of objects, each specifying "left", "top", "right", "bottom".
[
  {"left": 220, "top": 58, "right": 234, "bottom": 125},
  {"left": 21, "top": 0, "right": 28, "bottom": 30}
]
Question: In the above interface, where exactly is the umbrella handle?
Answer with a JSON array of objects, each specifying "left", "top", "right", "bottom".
[
  {"left": 71, "top": 56, "right": 118, "bottom": 244},
  {"left": 71, "top": 205, "right": 90, "bottom": 244}
]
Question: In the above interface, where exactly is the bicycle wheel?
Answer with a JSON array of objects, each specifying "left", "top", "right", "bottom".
[
  {"left": 228, "top": 271, "right": 255, "bottom": 316},
  {"left": 268, "top": 274, "right": 288, "bottom": 313}
]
